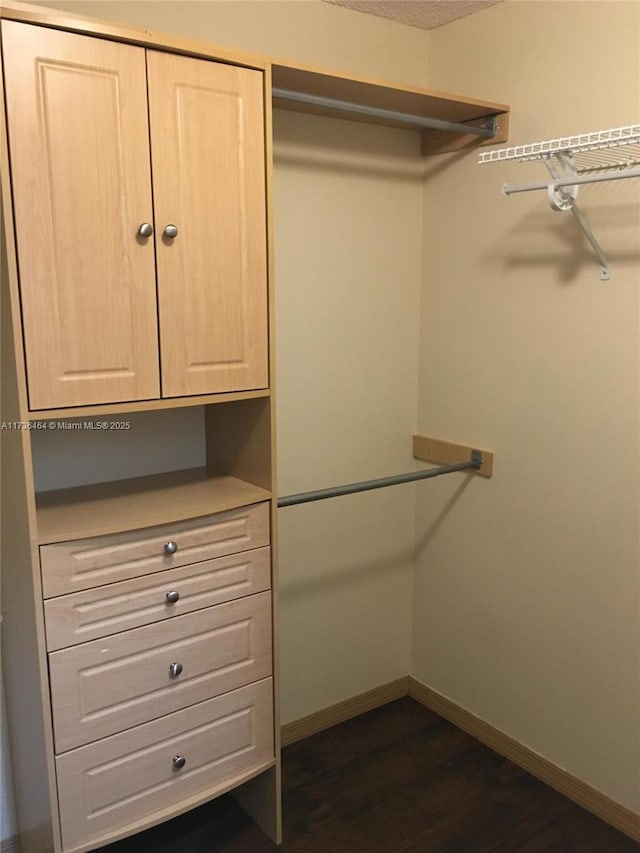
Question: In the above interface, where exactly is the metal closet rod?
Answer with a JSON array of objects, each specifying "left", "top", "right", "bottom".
[
  {"left": 272, "top": 87, "right": 497, "bottom": 139},
  {"left": 503, "top": 166, "right": 640, "bottom": 196},
  {"left": 278, "top": 451, "right": 482, "bottom": 508}
]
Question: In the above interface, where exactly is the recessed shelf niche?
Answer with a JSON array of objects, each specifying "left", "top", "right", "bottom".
[{"left": 32, "top": 399, "right": 273, "bottom": 542}]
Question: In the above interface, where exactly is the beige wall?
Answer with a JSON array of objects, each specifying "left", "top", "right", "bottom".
[
  {"left": 274, "top": 109, "right": 423, "bottom": 720},
  {"left": 32, "top": 0, "right": 430, "bottom": 85},
  {"left": 415, "top": 0, "right": 640, "bottom": 811},
  {"left": 28, "top": 0, "right": 428, "bottom": 723}
]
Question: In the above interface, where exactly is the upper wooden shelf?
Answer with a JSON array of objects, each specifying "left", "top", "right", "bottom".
[
  {"left": 272, "top": 61, "right": 510, "bottom": 155},
  {"left": 36, "top": 467, "right": 271, "bottom": 543}
]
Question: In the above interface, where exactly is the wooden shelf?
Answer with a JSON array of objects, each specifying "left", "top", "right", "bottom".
[
  {"left": 272, "top": 61, "right": 509, "bottom": 154},
  {"left": 27, "top": 388, "right": 271, "bottom": 421},
  {"left": 36, "top": 467, "right": 271, "bottom": 543}
]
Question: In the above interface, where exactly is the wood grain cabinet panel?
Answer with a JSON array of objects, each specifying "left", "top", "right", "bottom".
[
  {"left": 56, "top": 678, "right": 274, "bottom": 851},
  {"left": 40, "top": 502, "right": 270, "bottom": 598},
  {"left": 44, "top": 545, "right": 271, "bottom": 650},
  {"left": 1, "top": 21, "right": 160, "bottom": 410},
  {"left": 49, "top": 591, "right": 272, "bottom": 752},
  {"left": 2, "top": 23, "right": 269, "bottom": 411},
  {"left": 147, "top": 51, "right": 269, "bottom": 398}
]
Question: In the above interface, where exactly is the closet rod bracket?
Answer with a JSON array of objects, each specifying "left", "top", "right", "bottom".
[{"left": 483, "top": 115, "right": 498, "bottom": 139}]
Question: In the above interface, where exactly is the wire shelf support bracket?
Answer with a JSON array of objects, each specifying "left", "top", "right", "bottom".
[{"left": 479, "top": 124, "right": 640, "bottom": 280}]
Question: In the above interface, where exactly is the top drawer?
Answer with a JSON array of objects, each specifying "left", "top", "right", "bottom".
[{"left": 40, "top": 503, "right": 269, "bottom": 598}]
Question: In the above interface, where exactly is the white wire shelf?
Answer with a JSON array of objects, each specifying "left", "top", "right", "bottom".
[
  {"left": 478, "top": 124, "right": 640, "bottom": 171},
  {"left": 478, "top": 124, "right": 640, "bottom": 281}
]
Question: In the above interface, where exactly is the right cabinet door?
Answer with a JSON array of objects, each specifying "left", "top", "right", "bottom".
[{"left": 147, "top": 51, "right": 269, "bottom": 398}]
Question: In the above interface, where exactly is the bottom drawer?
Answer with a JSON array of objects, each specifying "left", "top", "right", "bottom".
[{"left": 56, "top": 678, "right": 274, "bottom": 851}]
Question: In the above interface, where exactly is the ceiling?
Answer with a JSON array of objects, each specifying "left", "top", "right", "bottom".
[{"left": 323, "top": 0, "right": 503, "bottom": 31}]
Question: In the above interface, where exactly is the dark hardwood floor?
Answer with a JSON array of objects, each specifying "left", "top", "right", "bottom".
[{"left": 100, "top": 697, "right": 639, "bottom": 852}]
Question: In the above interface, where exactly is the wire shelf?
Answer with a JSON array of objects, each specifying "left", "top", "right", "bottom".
[
  {"left": 478, "top": 124, "right": 640, "bottom": 281},
  {"left": 479, "top": 124, "right": 640, "bottom": 173}
]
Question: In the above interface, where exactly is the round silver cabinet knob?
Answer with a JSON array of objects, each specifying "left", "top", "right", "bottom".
[
  {"left": 169, "top": 662, "right": 183, "bottom": 678},
  {"left": 138, "top": 223, "right": 153, "bottom": 238},
  {"left": 164, "top": 541, "right": 178, "bottom": 555},
  {"left": 163, "top": 224, "right": 178, "bottom": 239},
  {"left": 166, "top": 590, "right": 180, "bottom": 605},
  {"left": 172, "top": 755, "right": 186, "bottom": 770}
]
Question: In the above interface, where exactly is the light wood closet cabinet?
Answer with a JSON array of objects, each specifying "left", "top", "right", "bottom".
[
  {"left": 1, "top": 10, "right": 279, "bottom": 853},
  {"left": 3, "top": 22, "right": 268, "bottom": 411}
]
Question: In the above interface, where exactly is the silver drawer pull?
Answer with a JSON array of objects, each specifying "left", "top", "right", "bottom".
[
  {"left": 138, "top": 222, "right": 153, "bottom": 238},
  {"left": 172, "top": 755, "right": 186, "bottom": 770},
  {"left": 165, "top": 590, "right": 180, "bottom": 604},
  {"left": 164, "top": 541, "right": 178, "bottom": 555},
  {"left": 169, "top": 662, "right": 183, "bottom": 678},
  {"left": 163, "top": 224, "right": 178, "bottom": 239}
]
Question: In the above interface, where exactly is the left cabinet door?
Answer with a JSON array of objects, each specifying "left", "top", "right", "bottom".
[{"left": 2, "top": 22, "right": 160, "bottom": 410}]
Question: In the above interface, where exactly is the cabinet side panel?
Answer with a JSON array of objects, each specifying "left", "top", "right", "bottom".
[
  {"left": 205, "top": 398, "right": 272, "bottom": 491},
  {"left": 148, "top": 51, "right": 269, "bottom": 397},
  {"left": 2, "top": 21, "right": 160, "bottom": 410},
  {"left": 0, "top": 197, "right": 58, "bottom": 850}
]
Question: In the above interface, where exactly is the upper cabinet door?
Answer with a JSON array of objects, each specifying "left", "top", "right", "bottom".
[
  {"left": 147, "top": 51, "right": 269, "bottom": 398},
  {"left": 2, "top": 22, "right": 160, "bottom": 410}
]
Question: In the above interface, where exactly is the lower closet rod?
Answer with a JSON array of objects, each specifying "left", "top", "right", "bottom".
[{"left": 278, "top": 451, "right": 482, "bottom": 508}]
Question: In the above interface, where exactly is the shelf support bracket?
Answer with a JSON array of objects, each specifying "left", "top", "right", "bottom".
[
  {"left": 501, "top": 156, "right": 613, "bottom": 281},
  {"left": 543, "top": 156, "right": 610, "bottom": 281},
  {"left": 569, "top": 205, "right": 610, "bottom": 282}
]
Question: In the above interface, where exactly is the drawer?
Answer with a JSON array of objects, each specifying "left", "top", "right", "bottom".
[
  {"left": 49, "top": 591, "right": 272, "bottom": 752},
  {"left": 44, "top": 546, "right": 271, "bottom": 651},
  {"left": 40, "top": 502, "right": 269, "bottom": 597},
  {"left": 56, "top": 677, "right": 274, "bottom": 852}
]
